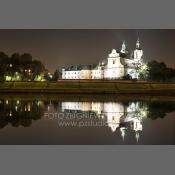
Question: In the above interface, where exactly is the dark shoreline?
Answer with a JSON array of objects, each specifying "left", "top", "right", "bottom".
[
  {"left": 0, "top": 92, "right": 175, "bottom": 103},
  {"left": 0, "top": 89, "right": 175, "bottom": 95}
]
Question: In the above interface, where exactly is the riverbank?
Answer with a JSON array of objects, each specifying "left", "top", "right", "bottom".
[
  {"left": 0, "top": 93, "right": 175, "bottom": 102},
  {"left": 0, "top": 80, "right": 175, "bottom": 95}
]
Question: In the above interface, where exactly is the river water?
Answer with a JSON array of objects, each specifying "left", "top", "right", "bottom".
[{"left": 0, "top": 94, "right": 174, "bottom": 144}]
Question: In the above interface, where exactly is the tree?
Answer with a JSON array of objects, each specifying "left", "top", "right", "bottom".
[
  {"left": 0, "top": 51, "right": 47, "bottom": 81},
  {"left": 20, "top": 53, "right": 33, "bottom": 64},
  {"left": 52, "top": 70, "right": 59, "bottom": 81},
  {"left": 147, "top": 101, "right": 175, "bottom": 120},
  {"left": 147, "top": 61, "right": 175, "bottom": 82},
  {"left": 0, "top": 52, "right": 8, "bottom": 64},
  {"left": 138, "top": 64, "right": 149, "bottom": 80},
  {"left": 11, "top": 53, "right": 20, "bottom": 61}
]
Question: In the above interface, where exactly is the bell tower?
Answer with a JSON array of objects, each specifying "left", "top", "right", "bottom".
[
  {"left": 134, "top": 38, "right": 143, "bottom": 60},
  {"left": 120, "top": 40, "right": 127, "bottom": 54},
  {"left": 136, "top": 38, "right": 141, "bottom": 49}
]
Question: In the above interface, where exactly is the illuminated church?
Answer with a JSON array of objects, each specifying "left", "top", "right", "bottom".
[{"left": 62, "top": 39, "right": 144, "bottom": 79}]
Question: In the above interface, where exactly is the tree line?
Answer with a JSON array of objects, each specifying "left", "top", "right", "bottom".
[
  {"left": 0, "top": 51, "right": 175, "bottom": 82},
  {"left": 0, "top": 52, "right": 46, "bottom": 81},
  {"left": 139, "top": 61, "right": 175, "bottom": 82},
  {"left": 0, "top": 52, "right": 60, "bottom": 82},
  {"left": 124, "top": 60, "right": 175, "bottom": 82}
]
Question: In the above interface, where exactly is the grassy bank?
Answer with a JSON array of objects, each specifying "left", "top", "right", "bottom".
[
  {"left": 0, "top": 93, "right": 175, "bottom": 102},
  {"left": 0, "top": 80, "right": 175, "bottom": 94}
]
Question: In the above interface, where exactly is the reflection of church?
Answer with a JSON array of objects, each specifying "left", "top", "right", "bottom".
[
  {"left": 61, "top": 101, "right": 147, "bottom": 142},
  {"left": 62, "top": 39, "right": 144, "bottom": 80}
]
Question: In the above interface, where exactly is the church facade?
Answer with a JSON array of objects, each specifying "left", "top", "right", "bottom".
[{"left": 62, "top": 39, "right": 144, "bottom": 79}]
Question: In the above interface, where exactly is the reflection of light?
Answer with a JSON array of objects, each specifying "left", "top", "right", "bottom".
[
  {"left": 9, "top": 111, "right": 12, "bottom": 116},
  {"left": 104, "top": 102, "right": 124, "bottom": 132},
  {"left": 132, "top": 118, "right": 142, "bottom": 132},
  {"left": 5, "top": 76, "right": 12, "bottom": 81},
  {"left": 127, "top": 102, "right": 139, "bottom": 113},
  {"left": 139, "top": 109, "right": 148, "bottom": 118},
  {"left": 16, "top": 100, "right": 20, "bottom": 105},
  {"left": 62, "top": 102, "right": 82, "bottom": 111},
  {"left": 82, "top": 102, "right": 91, "bottom": 111},
  {"left": 15, "top": 105, "right": 18, "bottom": 111},
  {"left": 16, "top": 75, "right": 20, "bottom": 80},
  {"left": 135, "top": 132, "right": 140, "bottom": 143},
  {"left": 27, "top": 104, "right": 31, "bottom": 111},
  {"left": 25, "top": 105, "right": 27, "bottom": 111},
  {"left": 49, "top": 75, "right": 53, "bottom": 78},
  {"left": 120, "top": 127, "right": 127, "bottom": 141},
  {"left": 6, "top": 100, "right": 9, "bottom": 105},
  {"left": 100, "top": 115, "right": 104, "bottom": 119},
  {"left": 108, "top": 123, "right": 119, "bottom": 132},
  {"left": 60, "top": 101, "right": 146, "bottom": 136},
  {"left": 37, "top": 101, "right": 42, "bottom": 106},
  {"left": 91, "top": 102, "right": 103, "bottom": 114}
]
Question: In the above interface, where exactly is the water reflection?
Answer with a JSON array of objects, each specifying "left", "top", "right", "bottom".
[
  {"left": 0, "top": 95, "right": 174, "bottom": 144},
  {"left": 61, "top": 101, "right": 147, "bottom": 142},
  {"left": 0, "top": 99, "right": 44, "bottom": 128}
]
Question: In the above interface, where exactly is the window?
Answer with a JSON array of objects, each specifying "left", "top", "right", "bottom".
[{"left": 113, "top": 60, "right": 115, "bottom": 64}]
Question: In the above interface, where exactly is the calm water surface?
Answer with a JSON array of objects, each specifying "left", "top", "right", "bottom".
[{"left": 0, "top": 94, "right": 174, "bottom": 144}]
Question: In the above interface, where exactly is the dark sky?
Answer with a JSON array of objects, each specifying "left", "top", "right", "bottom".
[{"left": 0, "top": 29, "right": 174, "bottom": 72}]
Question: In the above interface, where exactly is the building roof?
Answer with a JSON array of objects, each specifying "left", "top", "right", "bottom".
[{"left": 63, "top": 64, "right": 97, "bottom": 71}]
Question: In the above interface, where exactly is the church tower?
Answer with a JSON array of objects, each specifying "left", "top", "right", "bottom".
[
  {"left": 120, "top": 40, "right": 127, "bottom": 54},
  {"left": 104, "top": 49, "right": 125, "bottom": 79},
  {"left": 133, "top": 38, "right": 143, "bottom": 60}
]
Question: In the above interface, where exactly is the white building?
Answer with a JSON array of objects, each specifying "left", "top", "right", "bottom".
[
  {"left": 62, "top": 65, "right": 95, "bottom": 79},
  {"left": 61, "top": 38, "right": 144, "bottom": 80},
  {"left": 62, "top": 68, "right": 81, "bottom": 79},
  {"left": 91, "top": 64, "right": 104, "bottom": 79},
  {"left": 104, "top": 49, "right": 125, "bottom": 79},
  {"left": 80, "top": 69, "right": 92, "bottom": 79}
]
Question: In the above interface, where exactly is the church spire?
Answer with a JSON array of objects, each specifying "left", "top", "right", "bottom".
[
  {"left": 136, "top": 38, "right": 141, "bottom": 49},
  {"left": 121, "top": 40, "right": 126, "bottom": 53}
]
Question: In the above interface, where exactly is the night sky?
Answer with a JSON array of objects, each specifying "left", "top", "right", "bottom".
[{"left": 0, "top": 29, "right": 174, "bottom": 72}]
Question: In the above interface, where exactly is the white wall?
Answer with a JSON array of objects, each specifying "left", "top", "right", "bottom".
[
  {"left": 80, "top": 70, "right": 92, "bottom": 79},
  {"left": 134, "top": 49, "right": 143, "bottom": 60},
  {"left": 91, "top": 67, "right": 103, "bottom": 79},
  {"left": 62, "top": 70, "right": 81, "bottom": 79}
]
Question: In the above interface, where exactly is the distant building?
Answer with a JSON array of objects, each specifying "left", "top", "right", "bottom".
[
  {"left": 61, "top": 38, "right": 144, "bottom": 79},
  {"left": 62, "top": 65, "right": 96, "bottom": 79}
]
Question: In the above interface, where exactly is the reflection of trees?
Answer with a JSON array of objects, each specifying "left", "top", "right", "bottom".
[
  {"left": 0, "top": 100, "right": 44, "bottom": 129},
  {"left": 147, "top": 101, "right": 175, "bottom": 120},
  {"left": 0, "top": 98, "right": 174, "bottom": 130},
  {"left": 125, "top": 101, "right": 175, "bottom": 120}
]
